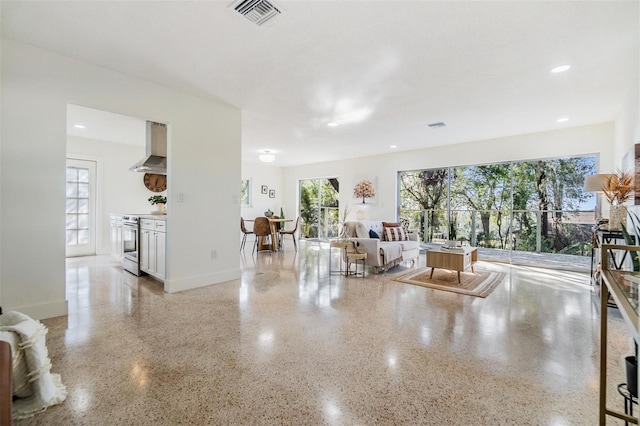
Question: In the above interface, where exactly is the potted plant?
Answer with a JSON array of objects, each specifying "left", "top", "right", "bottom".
[
  {"left": 602, "top": 170, "right": 634, "bottom": 230},
  {"left": 626, "top": 341, "right": 638, "bottom": 397},
  {"left": 264, "top": 209, "right": 274, "bottom": 218},
  {"left": 148, "top": 195, "right": 167, "bottom": 214}
]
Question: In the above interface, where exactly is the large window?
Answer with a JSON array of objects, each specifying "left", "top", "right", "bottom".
[{"left": 399, "top": 155, "right": 597, "bottom": 256}]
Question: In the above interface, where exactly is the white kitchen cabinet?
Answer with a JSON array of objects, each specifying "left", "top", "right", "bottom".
[
  {"left": 140, "top": 229, "right": 151, "bottom": 272},
  {"left": 155, "top": 231, "right": 166, "bottom": 280},
  {"left": 140, "top": 218, "right": 166, "bottom": 281},
  {"left": 109, "top": 215, "right": 124, "bottom": 260}
]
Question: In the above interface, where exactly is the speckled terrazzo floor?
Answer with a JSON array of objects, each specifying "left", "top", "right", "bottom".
[{"left": 18, "top": 241, "right": 634, "bottom": 425}]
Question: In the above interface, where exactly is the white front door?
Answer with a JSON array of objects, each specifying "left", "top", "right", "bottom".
[{"left": 66, "top": 159, "right": 97, "bottom": 257}]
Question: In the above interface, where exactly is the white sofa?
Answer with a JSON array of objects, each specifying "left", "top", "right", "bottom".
[{"left": 344, "top": 221, "right": 420, "bottom": 273}]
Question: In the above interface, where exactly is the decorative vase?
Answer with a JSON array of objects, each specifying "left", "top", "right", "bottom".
[
  {"left": 339, "top": 224, "right": 350, "bottom": 242},
  {"left": 153, "top": 203, "right": 166, "bottom": 215},
  {"left": 608, "top": 205, "right": 623, "bottom": 230}
]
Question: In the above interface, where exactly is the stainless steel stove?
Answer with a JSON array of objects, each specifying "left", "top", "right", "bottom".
[{"left": 122, "top": 215, "right": 140, "bottom": 276}]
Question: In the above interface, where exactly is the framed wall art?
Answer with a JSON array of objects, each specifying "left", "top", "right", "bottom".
[
  {"left": 269, "top": 189, "right": 275, "bottom": 198},
  {"left": 261, "top": 185, "right": 268, "bottom": 194}
]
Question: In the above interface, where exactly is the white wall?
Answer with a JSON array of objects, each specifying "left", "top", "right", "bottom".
[
  {"left": 613, "top": 35, "right": 640, "bottom": 167},
  {"left": 67, "top": 136, "right": 159, "bottom": 255},
  {"left": 282, "top": 123, "right": 616, "bottom": 224},
  {"left": 241, "top": 162, "right": 285, "bottom": 220},
  {"left": 1, "top": 39, "right": 241, "bottom": 319}
]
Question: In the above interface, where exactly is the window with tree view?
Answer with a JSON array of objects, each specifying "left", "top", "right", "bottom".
[
  {"left": 241, "top": 179, "right": 251, "bottom": 206},
  {"left": 398, "top": 155, "right": 597, "bottom": 256}
]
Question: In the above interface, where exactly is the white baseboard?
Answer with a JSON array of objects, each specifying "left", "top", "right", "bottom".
[
  {"left": 164, "top": 268, "right": 241, "bottom": 293},
  {"left": 7, "top": 299, "right": 68, "bottom": 321}
]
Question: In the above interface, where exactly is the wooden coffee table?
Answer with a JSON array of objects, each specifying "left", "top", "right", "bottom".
[{"left": 426, "top": 246, "right": 478, "bottom": 283}]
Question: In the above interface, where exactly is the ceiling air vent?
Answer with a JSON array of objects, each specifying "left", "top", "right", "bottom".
[
  {"left": 427, "top": 122, "right": 447, "bottom": 129},
  {"left": 232, "top": 0, "right": 282, "bottom": 26}
]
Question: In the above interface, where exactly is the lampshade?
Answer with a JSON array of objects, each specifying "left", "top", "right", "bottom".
[
  {"left": 584, "top": 174, "right": 611, "bottom": 193},
  {"left": 259, "top": 150, "right": 275, "bottom": 163}
]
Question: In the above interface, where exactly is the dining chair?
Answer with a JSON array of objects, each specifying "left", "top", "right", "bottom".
[
  {"left": 240, "top": 217, "right": 254, "bottom": 251},
  {"left": 279, "top": 217, "right": 300, "bottom": 252},
  {"left": 253, "top": 217, "right": 272, "bottom": 253}
]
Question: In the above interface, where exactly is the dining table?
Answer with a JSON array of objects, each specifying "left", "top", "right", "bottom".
[{"left": 266, "top": 217, "right": 292, "bottom": 252}]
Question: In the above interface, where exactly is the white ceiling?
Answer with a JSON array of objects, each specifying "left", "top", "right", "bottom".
[
  {"left": 3, "top": 1, "right": 638, "bottom": 166},
  {"left": 66, "top": 104, "right": 146, "bottom": 146}
]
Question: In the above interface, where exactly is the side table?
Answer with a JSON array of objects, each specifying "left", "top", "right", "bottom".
[
  {"left": 346, "top": 252, "right": 367, "bottom": 278},
  {"left": 329, "top": 240, "right": 352, "bottom": 276},
  {"left": 618, "top": 383, "right": 638, "bottom": 426}
]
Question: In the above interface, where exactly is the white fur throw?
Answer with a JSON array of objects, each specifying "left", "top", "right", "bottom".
[{"left": 0, "top": 311, "right": 66, "bottom": 419}]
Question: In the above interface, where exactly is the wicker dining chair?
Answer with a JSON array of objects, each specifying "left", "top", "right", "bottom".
[{"left": 240, "top": 217, "right": 254, "bottom": 251}]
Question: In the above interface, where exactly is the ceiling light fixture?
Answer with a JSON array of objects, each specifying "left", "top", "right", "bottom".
[
  {"left": 327, "top": 122, "right": 338, "bottom": 127},
  {"left": 390, "top": 145, "right": 398, "bottom": 149},
  {"left": 557, "top": 117, "right": 569, "bottom": 123},
  {"left": 259, "top": 150, "right": 275, "bottom": 163},
  {"left": 73, "top": 124, "right": 86, "bottom": 129},
  {"left": 551, "top": 65, "right": 571, "bottom": 73}
]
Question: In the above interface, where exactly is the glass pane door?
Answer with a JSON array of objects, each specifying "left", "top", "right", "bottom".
[
  {"left": 66, "top": 159, "right": 96, "bottom": 257},
  {"left": 299, "top": 178, "right": 339, "bottom": 239}
]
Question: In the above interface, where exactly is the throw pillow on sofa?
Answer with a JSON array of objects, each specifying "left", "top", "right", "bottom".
[
  {"left": 385, "top": 226, "right": 409, "bottom": 241},
  {"left": 381, "top": 221, "right": 402, "bottom": 241},
  {"left": 369, "top": 229, "right": 380, "bottom": 239}
]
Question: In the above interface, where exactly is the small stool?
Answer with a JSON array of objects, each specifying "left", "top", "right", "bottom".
[
  {"left": 346, "top": 252, "right": 367, "bottom": 278},
  {"left": 617, "top": 383, "right": 638, "bottom": 426}
]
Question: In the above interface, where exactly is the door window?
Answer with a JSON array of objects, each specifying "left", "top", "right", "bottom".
[{"left": 66, "top": 159, "right": 97, "bottom": 257}]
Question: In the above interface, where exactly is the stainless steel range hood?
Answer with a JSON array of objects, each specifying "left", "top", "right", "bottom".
[{"left": 129, "top": 121, "right": 167, "bottom": 174}]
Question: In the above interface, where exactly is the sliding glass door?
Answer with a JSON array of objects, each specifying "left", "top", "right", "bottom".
[{"left": 299, "top": 178, "right": 339, "bottom": 239}]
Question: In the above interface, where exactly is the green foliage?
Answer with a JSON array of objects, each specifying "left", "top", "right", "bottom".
[
  {"left": 148, "top": 195, "right": 166, "bottom": 205},
  {"left": 398, "top": 155, "right": 597, "bottom": 254},
  {"left": 399, "top": 169, "right": 448, "bottom": 241},
  {"left": 240, "top": 179, "right": 250, "bottom": 205},
  {"left": 299, "top": 178, "right": 339, "bottom": 238}
]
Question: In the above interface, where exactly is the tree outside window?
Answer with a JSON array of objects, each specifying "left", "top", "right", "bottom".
[{"left": 241, "top": 179, "right": 251, "bottom": 206}]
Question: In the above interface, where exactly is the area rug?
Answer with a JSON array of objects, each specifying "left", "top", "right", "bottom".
[{"left": 393, "top": 267, "right": 505, "bottom": 298}]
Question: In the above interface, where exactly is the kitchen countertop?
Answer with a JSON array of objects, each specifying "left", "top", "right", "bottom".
[
  {"left": 109, "top": 213, "right": 166, "bottom": 221},
  {"left": 139, "top": 214, "right": 166, "bottom": 220}
]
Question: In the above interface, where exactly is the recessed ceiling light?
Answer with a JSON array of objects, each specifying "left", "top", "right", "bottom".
[
  {"left": 327, "top": 122, "right": 338, "bottom": 127},
  {"left": 551, "top": 65, "right": 571, "bottom": 73},
  {"left": 557, "top": 117, "right": 569, "bottom": 123},
  {"left": 390, "top": 145, "right": 398, "bottom": 149},
  {"left": 73, "top": 124, "right": 86, "bottom": 129}
]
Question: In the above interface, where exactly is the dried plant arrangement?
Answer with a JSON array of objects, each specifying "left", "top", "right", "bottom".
[{"left": 602, "top": 170, "right": 635, "bottom": 206}]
